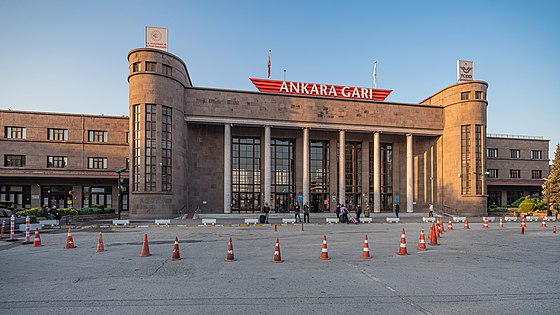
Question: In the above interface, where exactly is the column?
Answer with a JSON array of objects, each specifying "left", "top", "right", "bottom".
[
  {"left": 406, "top": 134, "right": 414, "bottom": 213},
  {"left": 264, "top": 125, "right": 271, "bottom": 207},
  {"left": 223, "top": 124, "right": 232, "bottom": 213},
  {"left": 338, "top": 130, "right": 346, "bottom": 206},
  {"left": 373, "top": 131, "right": 381, "bottom": 213},
  {"left": 302, "top": 128, "right": 310, "bottom": 206}
]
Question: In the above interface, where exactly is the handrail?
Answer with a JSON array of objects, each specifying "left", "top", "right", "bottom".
[{"left": 487, "top": 133, "right": 544, "bottom": 140}]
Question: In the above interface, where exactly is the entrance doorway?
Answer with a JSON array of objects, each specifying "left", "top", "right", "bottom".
[
  {"left": 273, "top": 193, "right": 293, "bottom": 213},
  {"left": 41, "top": 185, "right": 72, "bottom": 208},
  {"left": 310, "top": 193, "right": 329, "bottom": 212}
]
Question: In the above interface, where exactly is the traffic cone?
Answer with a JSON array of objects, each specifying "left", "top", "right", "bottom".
[
  {"left": 521, "top": 218, "right": 526, "bottom": 228},
  {"left": 33, "top": 228, "right": 43, "bottom": 247},
  {"left": 171, "top": 237, "right": 182, "bottom": 260},
  {"left": 541, "top": 218, "right": 547, "bottom": 228},
  {"left": 361, "top": 235, "right": 372, "bottom": 259},
  {"left": 273, "top": 238, "right": 283, "bottom": 263},
  {"left": 139, "top": 234, "right": 151, "bottom": 257},
  {"left": 435, "top": 222, "right": 441, "bottom": 238},
  {"left": 0, "top": 220, "right": 5, "bottom": 238},
  {"left": 22, "top": 216, "right": 33, "bottom": 244},
  {"left": 301, "top": 224, "right": 304, "bottom": 232},
  {"left": 499, "top": 218, "right": 503, "bottom": 228},
  {"left": 439, "top": 218, "right": 445, "bottom": 234},
  {"left": 396, "top": 228, "right": 409, "bottom": 255},
  {"left": 226, "top": 238, "right": 235, "bottom": 261},
  {"left": 320, "top": 235, "right": 331, "bottom": 260},
  {"left": 447, "top": 220, "right": 453, "bottom": 230},
  {"left": 521, "top": 226, "right": 525, "bottom": 235},
  {"left": 554, "top": 226, "right": 556, "bottom": 234},
  {"left": 483, "top": 217, "right": 489, "bottom": 229},
  {"left": 464, "top": 217, "right": 470, "bottom": 229},
  {"left": 64, "top": 228, "right": 76, "bottom": 249},
  {"left": 429, "top": 224, "right": 439, "bottom": 246},
  {"left": 417, "top": 228, "right": 427, "bottom": 250},
  {"left": 96, "top": 232, "right": 105, "bottom": 252}
]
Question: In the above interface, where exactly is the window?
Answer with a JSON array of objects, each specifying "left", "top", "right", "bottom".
[
  {"left": 163, "top": 64, "right": 172, "bottom": 76},
  {"left": 475, "top": 91, "right": 485, "bottom": 100},
  {"left": 132, "top": 105, "right": 141, "bottom": 191},
  {"left": 510, "top": 149, "right": 520, "bottom": 159},
  {"left": 126, "top": 132, "right": 130, "bottom": 144},
  {"left": 4, "top": 126, "right": 26, "bottom": 139},
  {"left": 344, "top": 142, "right": 362, "bottom": 209},
  {"left": 532, "top": 170, "right": 542, "bottom": 179},
  {"left": 531, "top": 150, "right": 542, "bottom": 160},
  {"left": 461, "top": 92, "right": 470, "bottom": 100},
  {"left": 88, "top": 157, "right": 107, "bottom": 169},
  {"left": 232, "top": 137, "right": 262, "bottom": 212},
  {"left": 162, "top": 106, "right": 172, "bottom": 192},
  {"left": 47, "top": 156, "right": 67, "bottom": 168},
  {"left": 88, "top": 130, "right": 108, "bottom": 142},
  {"left": 1, "top": 185, "right": 31, "bottom": 208},
  {"left": 4, "top": 155, "right": 25, "bottom": 167},
  {"left": 488, "top": 169, "right": 498, "bottom": 178},
  {"left": 82, "top": 186, "right": 112, "bottom": 209},
  {"left": 47, "top": 128, "right": 68, "bottom": 141},
  {"left": 146, "top": 62, "right": 156, "bottom": 72},
  {"left": 461, "top": 125, "right": 471, "bottom": 195},
  {"left": 510, "top": 169, "right": 521, "bottom": 179},
  {"left": 132, "top": 62, "right": 140, "bottom": 72},
  {"left": 145, "top": 104, "right": 156, "bottom": 191},
  {"left": 475, "top": 125, "right": 483, "bottom": 194},
  {"left": 487, "top": 148, "right": 498, "bottom": 158}
]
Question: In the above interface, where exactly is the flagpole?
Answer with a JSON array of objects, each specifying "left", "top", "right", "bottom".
[
  {"left": 373, "top": 61, "right": 377, "bottom": 89},
  {"left": 267, "top": 49, "right": 271, "bottom": 79}
]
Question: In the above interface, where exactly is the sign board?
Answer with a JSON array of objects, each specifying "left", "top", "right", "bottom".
[
  {"left": 250, "top": 78, "right": 392, "bottom": 101},
  {"left": 457, "top": 60, "right": 474, "bottom": 81},
  {"left": 146, "top": 26, "right": 168, "bottom": 51}
]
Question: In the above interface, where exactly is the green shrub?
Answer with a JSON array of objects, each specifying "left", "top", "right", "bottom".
[
  {"left": 91, "top": 204, "right": 106, "bottom": 210},
  {"left": 489, "top": 207, "right": 507, "bottom": 212},
  {"left": 57, "top": 208, "right": 79, "bottom": 216},
  {"left": 0, "top": 201, "right": 15, "bottom": 209},
  {"left": 15, "top": 208, "right": 42, "bottom": 217},
  {"left": 519, "top": 198, "right": 535, "bottom": 213},
  {"left": 508, "top": 196, "right": 526, "bottom": 208}
]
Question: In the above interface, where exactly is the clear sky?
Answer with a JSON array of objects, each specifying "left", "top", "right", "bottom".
[{"left": 1, "top": 0, "right": 559, "bottom": 154}]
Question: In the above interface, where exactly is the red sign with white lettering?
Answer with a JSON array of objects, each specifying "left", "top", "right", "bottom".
[{"left": 250, "top": 78, "right": 392, "bottom": 101}]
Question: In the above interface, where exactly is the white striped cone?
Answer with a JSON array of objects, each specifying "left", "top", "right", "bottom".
[
  {"left": 447, "top": 220, "right": 453, "bottom": 230},
  {"left": 361, "top": 235, "right": 372, "bottom": 259},
  {"left": 499, "top": 218, "right": 503, "bottom": 228},
  {"left": 541, "top": 218, "right": 546, "bottom": 228},
  {"left": 483, "top": 218, "right": 489, "bottom": 229},
  {"left": 396, "top": 228, "right": 409, "bottom": 255},
  {"left": 25, "top": 216, "right": 31, "bottom": 242},
  {"left": 320, "top": 235, "right": 330, "bottom": 260}
]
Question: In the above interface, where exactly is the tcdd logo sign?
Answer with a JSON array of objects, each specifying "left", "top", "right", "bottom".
[{"left": 457, "top": 60, "right": 474, "bottom": 81}]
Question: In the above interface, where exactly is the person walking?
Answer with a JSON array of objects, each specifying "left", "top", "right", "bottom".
[
  {"left": 262, "top": 202, "right": 271, "bottom": 224},
  {"left": 428, "top": 204, "right": 434, "bottom": 217},
  {"left": 364, "top": 204, "right": 370, "bottom": 218},
  {"left": 341, "top": 204, "right": 350, "bottom": 224},
  {"left": 355, "top": 204, "right": 362, "bottom": 222},
  {"left": 335, "top": 204, "right": 341, "bottom": 219},
  {"left": 294, "top": 202, "right": 302, "bottom": 223},
  {"left": 303, "top": 202, "right": 310, "bottom": 223},
  {"left": 394, "top": 203, "right": 400, "bottom": 218}
]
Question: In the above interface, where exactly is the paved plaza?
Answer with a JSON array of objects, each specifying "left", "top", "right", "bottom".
[{"left": 1, "top": 220, "right": 559, "bottom": 314}]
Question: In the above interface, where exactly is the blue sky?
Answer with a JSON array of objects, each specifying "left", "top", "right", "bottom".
[{"left": 1, "top": 0, "right": 559, "bottom": 154}]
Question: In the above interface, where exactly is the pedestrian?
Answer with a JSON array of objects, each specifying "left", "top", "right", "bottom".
[
  {"left": 335, "top": 204, "right": 341, "bottom": 219},
  {"left": 294, "top": 202, "right": 302, "bottom": 223},
  {"left": 262, "top": 202, "right": 271, "bottom": 224},
  {"left": 341, "top": 204, "right": 350, "bottom": 224},
  {"left": 394, "top": 203, "right": 400, "bottom": 218},
  {"left": 303, "top": 202, "right": 310, "bottom": 223},
  {"left": 429, "top": 204, "right": 434, "bottom": 217},
  {"left": 364, "top": 204, "right": 370, "bottom": 218},
  {"left": 355, "top": 204, "right": 362, "bottom": 222}
]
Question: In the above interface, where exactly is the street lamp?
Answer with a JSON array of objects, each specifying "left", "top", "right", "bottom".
[{"left": 116, "top": 167, "right": 127, "bottom": 220}]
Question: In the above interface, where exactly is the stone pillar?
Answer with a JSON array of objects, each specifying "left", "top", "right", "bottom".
[
  {"left": 264, "top": 125, "right": 271, "bottom": 206},
  {"left": 223, "top": 124, "right": 232, "bottom": 213},
  {"left": 406, "top": 134, "right": 414, "bottom": 212},
  {"left": 373, "top": 131, "right": 381, "bottom": 213},
  {"left": 302, "top": 128, "right": 310, "bottom": 206},
  {"left": 339, "top": 130, "right": 346, "bottom": 206}
]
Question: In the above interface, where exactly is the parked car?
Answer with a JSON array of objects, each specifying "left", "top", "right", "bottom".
[{"left": 0, "top": 208, "right": 26, "bottom": 231}]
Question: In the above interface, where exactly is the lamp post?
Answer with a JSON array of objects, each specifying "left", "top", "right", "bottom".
[{"left": 116, "top": 167, "right": 127, "bottom": 220}]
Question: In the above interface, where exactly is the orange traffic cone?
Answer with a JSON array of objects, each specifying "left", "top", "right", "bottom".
[
  {"left": 96, "top": 232, "right": 105, "bottom": 252},
  {"left": 417, "top": 227, "right": 427, "bottom": 250},
  {"left": 464, "top": 217, "right": 470, "bottom": 229},
  {"left": 439, "top": 218, "right": 445, "bottom": 234},
  {"left": 554, "top": 226, "right": 556, "bottom": 234},
  {"left": 139, "top": 234, "right": 151, "bottom": 257},
  {"left": 429, "top": 224, "right": 439, "bottom": 246},
  {"left": 521, "top": 218, "right": 526, "bottom": 228},
  {"left": 483, "top": 217, "right": 489, "bottom": 229},
  {"left": 396, "top": 228, "right": 409, "bottom": 255},
  {"left": 320, "top": 235, "right": 331, "bottom": 260},
  {"left": 499, "top": 218, "right": 504, "bottom": 228},
  {"left": 33, "top": 228, "right": 43, "bottom": 247},
  {"left": 65, "top": 228, "right": 76, "bottom": 249},
  {"left": 171, "top": 237, "right": 182, "bottom": 260},
  {"left": 521, "top": 226, "right": 525, "bottom": 235},
  {"left": 447, "top": 220, "right": 453, "bottom": 230},
  {"left": 361, "top": 235, "right": 372, "bottom": 259},
  {"left": 435, "top": 222, "right": 441, "bottom": 238},
  {"left": 273, "top": 238, "right": 283, "bottom": 263},
  {"left": 226, "top": 238, "right": 235, "bottom": 261},
  {"left": 541, "top": 218, "right": 547, "bottom": 228}
]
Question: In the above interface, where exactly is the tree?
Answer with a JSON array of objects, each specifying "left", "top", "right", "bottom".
[{"left": 544, "top": 143, "right": 560, "bottom": 208}]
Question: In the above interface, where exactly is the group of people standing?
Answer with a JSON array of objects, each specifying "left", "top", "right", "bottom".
[{"left": 262, "top": 201, "right": 311, "bottom": 224}]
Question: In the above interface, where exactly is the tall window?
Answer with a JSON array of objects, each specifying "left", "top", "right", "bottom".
[
  {"left": 461, "top": 125, "right": 471, "bottom": 195},
  {"left": 532, "top": 170, "right": 542, "bottom": 179},
  {"left": 4, "top": 155, "right": 25, "bottom": 167},
  {"left": 487, "top": 148, "right": 498, "bottom": 158},
  {"left": 162, "top": 106, "right": 172, "bottom": 192},
  {"left": 232, "top": 137, "right": 261, "bottom": 212},
  {"left": 88, "top": 130, "right": 108, "bottom": 142},
  {"left": 475, "top": 125, "right": 483, "bottom": 194},
  {"left": 344, "top": 142, "right": 362, "bottom": 209},
  {"left": 531, "top": 150, "right": 542, "bottom": 160},
  {"left": 370, "top": 143, "right": 393, "bottom": 211},
  {"left": 47, "top": 156, "right": 67, "bottom": 168},
  {"left": 510, "top": 149, "right": 520, "bottom": 159},
  {"left": 4, "top": 126, "right": 26, "bottom": 139},
  {"left": 488, "top": 169, "right": 498, "bottom": 178},
  {"left": 48, "top": 128, "right": 68, "bottom": 141},
  {"left": 145, "top": 104, "right": 156, "bottom": 191},
  {"left": 510, "top": 169, "right": 521, "bottom": 179},
  {"left": 272, "top": 139, "right": 296, "bottom": 212},
  {"left": 132, "top": 105, "right": 141, "bottom": 191},
  {"left": 310, "top": 141, "right": 329, "bottom": 193},
  {"left": 88, "top": 157, "right": 107, "bottom": 169}
]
